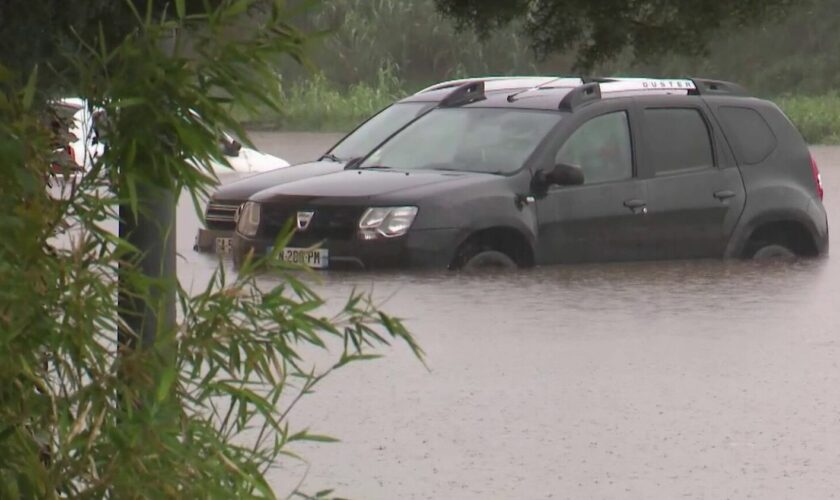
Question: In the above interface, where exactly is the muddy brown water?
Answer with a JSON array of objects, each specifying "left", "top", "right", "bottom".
[{"left": 176, "top": 135, "right": 840, "bottom": 499}]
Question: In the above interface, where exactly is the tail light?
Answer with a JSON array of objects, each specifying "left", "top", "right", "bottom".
[{"left": 810, "top": 154, "right": 824, "bottom": 200}]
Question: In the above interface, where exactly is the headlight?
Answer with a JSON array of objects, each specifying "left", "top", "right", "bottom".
[
  {"left": 358, "top": 206, "right": 418, "bottom": 240},
  {"left": 236, "top": 201, "right": 261, "bottom": 237}
]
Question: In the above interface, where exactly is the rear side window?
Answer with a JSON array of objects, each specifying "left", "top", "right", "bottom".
[
  {"left": 717, "top": 106, "right": 777, "bottom": 165},
  {"left": 643, "top": 108, "right": 714, "bottom": 175}
]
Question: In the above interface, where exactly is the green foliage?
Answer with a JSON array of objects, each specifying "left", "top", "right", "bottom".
[
  {"left": 434, "top": 0, "right": 799, "bottom": 69},
  {"left": 283, "top": 0, "right": 837, "bottom": 97},
  {"left": 0, "top": 0, "right": 420, "bottom": 497},
  {"left": 283, "top": 0, "right": 537, "bottom": 88},
  {"left": 240, "top": 67, "right": 408, "bottom": 131},
  {"left": 0, "top": 0, "right": 236, "bottom": 85},
  {"left": 249, "top": 0, "right": 840, "bottom": 142},
  {"left": 596, "top": 0, "right": 840, "bottom": 96},
  {"left": 778, "top": 94, "right": 840, "bottom": 145}
]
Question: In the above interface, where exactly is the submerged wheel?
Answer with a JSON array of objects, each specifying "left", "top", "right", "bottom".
[
  {"left": 455, "top": 247, "right": 517, "bottom": 271},
  {"left": 751, "top": 243, "right": 797, "bottom": 260}
]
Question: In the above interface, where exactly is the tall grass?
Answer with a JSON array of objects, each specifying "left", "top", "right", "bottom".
[
  {"left": 280, "top": 66, "right": 407, "bottom": 131},
  {"left": 778, "top": 94, "right": 840, "bottom": 145},
  {"left": 239, "top": 66, "right": 410, "bottom": 131}
]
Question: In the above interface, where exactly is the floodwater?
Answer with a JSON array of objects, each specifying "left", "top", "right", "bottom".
[{"left": 177, "top": 134, "right": 840, "bottom": 499}]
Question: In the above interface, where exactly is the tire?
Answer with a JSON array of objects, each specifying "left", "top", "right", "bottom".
[
  {"left": 752, "top": 243, "right": 797, "bottom": 260},
  {"left": 457, "top": 249, "right": 518, "bottom": 271}
]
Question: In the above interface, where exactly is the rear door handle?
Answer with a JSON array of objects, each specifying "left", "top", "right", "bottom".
[
  {"left": 623, "top": 199, "right": 648, "bottom": 214},
  {"left": 714, "top": 190, "right": 736, "bottom": 200}
]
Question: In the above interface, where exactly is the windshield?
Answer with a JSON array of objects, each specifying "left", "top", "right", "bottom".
[
  {"left": 359, "top": 108, "right": 561, "bottom": 174},
  {"left": 328, "top": 102, "right": 429, "bottom": 161}
]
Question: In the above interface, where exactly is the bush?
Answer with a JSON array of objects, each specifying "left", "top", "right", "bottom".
[
  {"left": 0, "top": 2, "right": 420, "bottom": 497},
  {"left": 270, "top": 66, "right": 408, "bottom": 131}
]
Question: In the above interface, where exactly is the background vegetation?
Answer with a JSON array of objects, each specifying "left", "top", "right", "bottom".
[{"left": 255, "top": 0, "right": 840, "bottom": 143}]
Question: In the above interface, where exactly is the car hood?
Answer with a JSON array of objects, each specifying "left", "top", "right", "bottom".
[
  {"left": 251, "top": 168, "right": 500, "bottom": 203},
  {"left": 211, "top": 161, "right": 346, "bottom": 202}
]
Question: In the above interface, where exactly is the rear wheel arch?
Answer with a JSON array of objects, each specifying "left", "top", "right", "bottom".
[
  {"left": 741, "top": 218, "right": 819, "bottom": 258},
  {"left": 450, "top": 226, "right": 535, "bottom": 270}
]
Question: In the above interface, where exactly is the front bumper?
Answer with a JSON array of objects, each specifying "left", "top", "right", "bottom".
[{"left": 232, "top": 228, "right": 462, "bottom": 270}]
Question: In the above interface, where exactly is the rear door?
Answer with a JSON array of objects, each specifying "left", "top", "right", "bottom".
[
  {"left": 533, "top": 104, "right": 650, "bottom": 264},
  {"left": 634, "top": 98, "right": 746, "bottom": 259}
]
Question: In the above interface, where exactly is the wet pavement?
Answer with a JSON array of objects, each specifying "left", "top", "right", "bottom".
[{"left": 177, "top": 135, "right": 840, "bottom": 499}]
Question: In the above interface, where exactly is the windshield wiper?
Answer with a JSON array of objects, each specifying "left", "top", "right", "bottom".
[
  {"left": 319, "top": 153, "right": 343, "bottom": 162},
  {"left": 358, "top": 165, "right": 393, "bottom": 170}
]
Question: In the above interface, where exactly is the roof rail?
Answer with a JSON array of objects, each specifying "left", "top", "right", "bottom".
[
  {"left": 439, "top": 80, "right": 486, "bottom": 108},
  {"left": 691, "top": 78, "right": 749, "bottom": 96},
  {"left": 419, "top": 76, "right": 549, "bottom": 94},
  {"left": 557, "top": 77, "right": 749, "bottom": 110},
  {"left": 600, "top": 79, "right": 698, "bottom": 95},
  {"left": 507, "top": 77, "right": 585, "bottom": 102},
  {"left": 558, "top": 82, "right": 601, "bottom": 111}
]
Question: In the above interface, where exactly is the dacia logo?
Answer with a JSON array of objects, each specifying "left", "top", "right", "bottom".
[{"left": 296, "top": 210, "right": 315, "bottom": 231}]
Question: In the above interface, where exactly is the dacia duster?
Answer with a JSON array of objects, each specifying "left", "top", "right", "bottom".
[{"left": 233, "top": 77, "right": 829, "bottom": 270}]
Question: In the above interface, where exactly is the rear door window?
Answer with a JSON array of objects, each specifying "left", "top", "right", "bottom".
[{"left": 643, "top": 108, "right": 714, "bottom": 175}]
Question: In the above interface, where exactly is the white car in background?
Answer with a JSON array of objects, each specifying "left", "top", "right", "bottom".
[
  {"left": 214, "top": 130, "right": 289, "bottom": 174},
  {"left": 51, "top": 98, "right": 289, "bottom": 178}
]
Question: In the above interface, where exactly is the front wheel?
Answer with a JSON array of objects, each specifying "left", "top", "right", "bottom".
[
  {"left": 752, "top": 243, "right": 797, "bottom": 261},
  {"left": 455, "top": 248, "right": 517, "bottom": 271}
]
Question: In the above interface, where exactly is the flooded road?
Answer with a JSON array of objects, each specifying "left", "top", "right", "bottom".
[{"left": 178, "top": 135, "right": 840, "bottom": 499}]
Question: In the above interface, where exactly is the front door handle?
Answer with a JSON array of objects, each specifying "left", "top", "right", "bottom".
[
  {"left": 714, "top": 190, "right": 736, "bottom": 200},
  {"left": 623, "top": 199, "right": 648, "bottom": 214}
]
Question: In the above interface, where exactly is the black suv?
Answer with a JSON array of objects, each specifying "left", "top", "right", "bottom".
[{"left": 232, "top": 78, "right": 828, "bottom": 270}]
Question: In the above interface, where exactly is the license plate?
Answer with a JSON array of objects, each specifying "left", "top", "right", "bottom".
[
  {"left": 279, "top": 247, "right": 329, "bottom": 269},
  {"left": 215, "top": 237, "right": 233, "bottom": 253}
]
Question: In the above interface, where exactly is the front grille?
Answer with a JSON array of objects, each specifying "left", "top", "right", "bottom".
[
  {"left": 261, "top": 205, "right": 366, "bottom": 242},
  {"left": 205, "top": 201, "right": 241, "bottom": 230}
]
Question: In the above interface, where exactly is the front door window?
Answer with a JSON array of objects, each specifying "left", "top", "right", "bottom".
[{"left": 555, "top": 111, "right": 633, "bottom": 184}]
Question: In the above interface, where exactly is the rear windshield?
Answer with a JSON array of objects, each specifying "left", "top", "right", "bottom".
[
  {"left": 359, "top": 108, "right": 562, "bottom": 174},
  {"left": 329, "top": 102, "right": 429, "bottom": 161}
]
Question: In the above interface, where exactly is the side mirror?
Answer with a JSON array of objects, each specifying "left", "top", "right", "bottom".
[
  {"left": 222, "top": 139, "right": 242, "bottom": 157},
  {"left": 545, "top": 162, "right": 584, "bottom": 186}
]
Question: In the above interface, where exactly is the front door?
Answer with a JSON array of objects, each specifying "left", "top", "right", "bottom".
[{"left": 534, "top": 109, "right": 650, "bottom": 264}]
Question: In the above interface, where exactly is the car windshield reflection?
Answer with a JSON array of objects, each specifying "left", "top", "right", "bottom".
[{"left": 359, "top": 108, "right": 562, "bottom": 174}]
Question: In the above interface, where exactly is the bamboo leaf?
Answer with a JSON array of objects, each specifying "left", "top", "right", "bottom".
[{"left": 21, "top": 65, "right": 38, "bottom": 110}]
